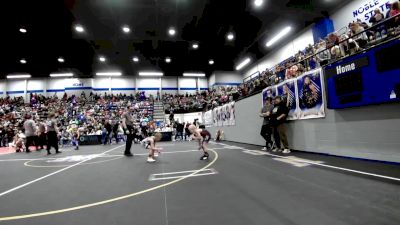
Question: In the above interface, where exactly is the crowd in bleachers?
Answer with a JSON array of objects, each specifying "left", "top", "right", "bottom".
[
  {"left": 160, "top": 6, "right": 400, "bottom": 114},
  {"left": 0, "top": 92, "right": 155, "bottom": 152}
]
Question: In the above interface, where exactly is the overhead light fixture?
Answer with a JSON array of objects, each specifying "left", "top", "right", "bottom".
[
  {"left": 7, "top": 74, "right": 31, "bottom": 79},
  {"left": 19, "top": 28, "right": 27, "bottom": 33},
  {"left": 165, "top": 57, "right": 171, "bottom": 63},
  {"left": 75, "top": 25, "right": 84, "bottom": 33},
  {"left": 183, "top": 73, "right": 206, "bottom": 77},
  {"left": 96, "top": 72, "right": 122, "bottom": 76},
  {"left": 50, "top": 73, "right": 73, "bottom": 77},
  {"left": 235, "top": 57, "right": 251, "bottom": 70},
  {"left": 138, "top": 71, "right": 164, "bottom": 76},
  {"left": 254, "top": 0, "right": 264, "bottom": 7},
  {"left": 227, "top": 33, "right": 235, "bottom": 41},
  {"left": 192, "top": 43, "right": 199, "bottom": 49},
  {"left": 99, "top": 56, "right": 106, "bottom": 62},
  {"left": 168, "top": 28, "right": 176, "bottom": 36},
  {"left": 122, "top": 26, "right": 130, "bottom": 33},
  {"left": 133, "top": 57, "right": 139, "bottom": 62},
  {"left": 209, "top": 60, "right": 214, "bottom": 65},
  {"left": 58, "top": 57, "right": 64, "bottom": 63},
  {"left": 20, "top": 59, "right": 27, "bottom": 64},
  {"left": 266, "top": 26, "right": 292, "bottom": 47}
]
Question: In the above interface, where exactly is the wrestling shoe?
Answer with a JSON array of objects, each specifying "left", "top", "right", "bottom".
[
  {"left": 282, "top": 149, "right": 291, "bottom": 154},
  {"left": 147, "top": 157, "right": 156, "bottom": 163}
]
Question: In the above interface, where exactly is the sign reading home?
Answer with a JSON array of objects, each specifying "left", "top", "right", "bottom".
[{"left": 325, "top": 56, "right": 369, "bottom": 78}]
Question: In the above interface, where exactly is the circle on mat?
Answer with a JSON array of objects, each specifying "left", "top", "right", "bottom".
[{"left": 0, "top": 150, "right": 218, "bottom": 221}]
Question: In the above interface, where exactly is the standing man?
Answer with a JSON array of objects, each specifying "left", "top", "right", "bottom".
[
  {"left": 37, "top": 119, "right": 47, "bottom": 150},
  {"left": 24, "top": 114, "right": 38, "bottom": 153},
  {"left": 259, "top": 97, "right": 274, "bottom": 151},
  {"left": 271, "top": 96, "right": 290, "bottom": 154},
  {"left": 46, "top": 113, "right": 61, "bottom": 155},
  {"left": 122, "top": 106, "right": 135, "bottom": 157}
]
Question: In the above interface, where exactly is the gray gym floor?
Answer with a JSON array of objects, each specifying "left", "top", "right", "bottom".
[{"left": 0, "top": 141, "right": 399, "bottom": 225}]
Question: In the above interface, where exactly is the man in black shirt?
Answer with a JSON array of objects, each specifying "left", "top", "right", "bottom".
[
  {"left": 259, "top": 97, "right": 274, "bottom": 151},
  {"left": 122, "top": 106, "right": 135, "bottom": 156},
  {"left": 103, "top": 120, "right": 113, "bottom": 145},
  {"left": 270, "top": 96, "right": 290, "bottom": 154}
]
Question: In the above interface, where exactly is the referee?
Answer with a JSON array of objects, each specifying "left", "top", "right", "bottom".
[{"left": 122, "top": 106, "right": 135, "bottom": 157}]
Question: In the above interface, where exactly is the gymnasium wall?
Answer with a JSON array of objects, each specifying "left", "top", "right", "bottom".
[
  {"left": 207, "top": 92, "right": 400, "bottom": 163},
  {"left": 210, "top": 71, "right": 242, "bottom": 87},
  {"left": 0, "top": 76, "right": 209, "bottom": 100}
]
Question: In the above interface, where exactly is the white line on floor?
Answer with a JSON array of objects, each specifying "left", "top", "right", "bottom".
[
  {"left": 216, "top": 143, "right": 400, "bottom": 182},
  {"left": 149, "top": 169, "right": 218, "bottom": 181},
  {"left": 0, "top": 145, "right": 124, "bottom": 198},
  {"left": 106, "top": 149, "right": 201, "bottom": 157}
]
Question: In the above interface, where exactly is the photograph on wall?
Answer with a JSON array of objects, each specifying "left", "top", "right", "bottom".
[
  {"left": 229, "top": 101, "right": 236, "bottom": 126},
  {"left": 204, "top": 110, "right": 213, "bottom": 128},
  {"left": 276, "top": 79, "right": 299, "bottom": 120},
  {"left": 213, "top": 108, "right": 218, "bottom": 127},
  {"left": 223, "top": 103, "right": 230, "bottom": 126},
  {"left": 296, "top": 69, "right": 325, "bottom": 119},
  {"left": 261, "top": 86, "right": 277, "bottom": 107},
  {"left": 217, "top": 106, "right": 224, "bottom": 127}
]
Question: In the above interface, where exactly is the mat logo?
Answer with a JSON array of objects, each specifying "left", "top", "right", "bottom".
[{"left": 47, "top": 154, "right": 99, "bottom": 163}]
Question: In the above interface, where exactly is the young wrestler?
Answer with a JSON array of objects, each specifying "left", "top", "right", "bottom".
[
  {"left": 141, "top": 133, "right": 162, "bottom": 163},
  {"left": 188, "top": 125, "right": 211, "bottom": 160}
]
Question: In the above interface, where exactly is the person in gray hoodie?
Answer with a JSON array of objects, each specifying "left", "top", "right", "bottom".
[{"left": 23, "top": 113, "right": 38, "bottom": 153}]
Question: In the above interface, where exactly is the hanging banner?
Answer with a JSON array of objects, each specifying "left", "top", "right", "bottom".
[
  {"left": 222, "top": 103, "right": 230, "bottom": 126},
  {"left": 213, "top": 108, "right": 218, "bottom": 127},
  {"left": 296, "top": 68, "right": 325, "bottom": 119},
  {"left": 217, "top": 106, "right": 224, "bottom": 127},
  {"left": 261, "top": 86, "right": 277, "bottom": 107},
  {"left": 229, "top": 101, "right": 236, "bottom": 126},
  {"left": 276, "top": 79, "right": 299, "bottom": 120},
  {"left": 204, "top": 110, "right": 213, "bottom": 128}
]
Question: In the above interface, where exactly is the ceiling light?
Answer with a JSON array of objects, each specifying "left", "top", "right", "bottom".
[
  {"left": 235, "top": 57, "right": 251, "bottom": 70},
  {"left": 58, "top": 57, "right": 64, "bottom": 63},
  {"left": 168, "top": 28, "right": 176, "bottom": 36},
  {"left": 122, "top": 26, "right": 130, "bottom": 33},
  {"left": 183, "top": 73, "right": 206, "bottom": 77},
  {"left": 75, "top": 25, "right": 84, "bottom": 33},
  {"left": 165, "top": 57, "right": 171, "bottom": 63},
  {"left": 138, "top": 71, "right": 164, "bottom": 76},
  {"left": 7, "top": 74, "right": 31, "bottom": 79},
  {"left": 209, "top": 60, "right": 214, "bottom": 65},
  {"left": 133, "top": 57, "right": 139, "bottom": 62},
  {"left": 192, "top": 43, "right": 199, "bottom": 49},
  {"left": 50, "top": 73, "right": 73, "bottom": 77},
  {"left": 266, "top": 26, "right": 292, "bottom": 47},
  {"left": 19, "top": 28, "right": 27, "bottom": 33},
  {"left": 227, "top": 33, "right": 235, "bottom": 41},
  {"left": 99, "top": 56, "right": 106, "bottom": 62},
  {"left": 20, "top": 59, "right": 27, "bottom": 64},
  {"left": 96, "top": 72, "right": 122, "bottom": 76},
  {"left": 254, "top": 0, "right": 264, "bottom": 7}
]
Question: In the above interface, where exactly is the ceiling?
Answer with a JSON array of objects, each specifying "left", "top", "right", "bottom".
[{"left": 1, "top": 0, "right": 352, "bottom": 78}]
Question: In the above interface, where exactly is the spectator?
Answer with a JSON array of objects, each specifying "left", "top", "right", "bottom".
[
  {"left": 271, "top": 96, "right": 290, "bottom": 154},
  {"left": 260, "top": 97, "right": 274, "bottom": 151},
  {"left": 23, "top": 113, "right": 38, "bottom": 153}
]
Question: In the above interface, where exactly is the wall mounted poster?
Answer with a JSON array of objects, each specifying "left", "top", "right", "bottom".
[
  {"left": 212, "top": 108, "right": 218, "bottom": 127},
  {"left": 217, "top": 106, "right": 224, "bottom": 127},
  {"left": 296, "top": 68, "right": 325, "bottom": 119},
  {"left": 229, "top": 101, "right": 236, "bottom": 126},
  {"left": 261, "top": 86, "right": 277, "bottom": 107},
  {"left": 204, "top": 110, "right": 213, "bottom": 128},
  {"left": 276, "top": 79, "right": 299, "bottom": 120}
]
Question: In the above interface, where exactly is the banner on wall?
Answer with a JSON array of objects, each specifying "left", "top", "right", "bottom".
[
  {"left": 276, "top": 79, "right": 299, "bottom": 120},
  {"left": 229, "top": 101, "right": 236, "bottom": 126},
  {"left": 222, "top": 104, "right": 230, "bottom": 126},
  {"left": 204, "top": 110, "right": 213, "bottom": 128},
  {"left": 261, "top": 86, "right": 277, "bottom": 107},
  {"left": 217, "top": 106, "right": 224, "bottom": 127},
  {"left": 297, "top": 69, "right": 325, "bottom": 120},
  {"left": 213, "top": 108, "right": 218, "bottom": 127}
]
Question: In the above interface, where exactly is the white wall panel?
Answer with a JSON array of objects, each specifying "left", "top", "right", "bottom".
[
  {"left": 27, "top": 79, "right": 45, "bottom": 94},
  {"left": 7, "top": 80, "right": 26, "bottom": 97},
  {"left": 178, "top": 77, "right": 197, "bottom": 95},
  {"left": 0, "top": 81, "right": 6, "bottom": 97},
  {"left": 137, "top": 77, "right": 161, "bottom": 96},
  {"left": 161, "top": 77, "right": 178, "bottom": 95},
  {"left": 198, "top": 78, "right": 208, "bottom": 90}
]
